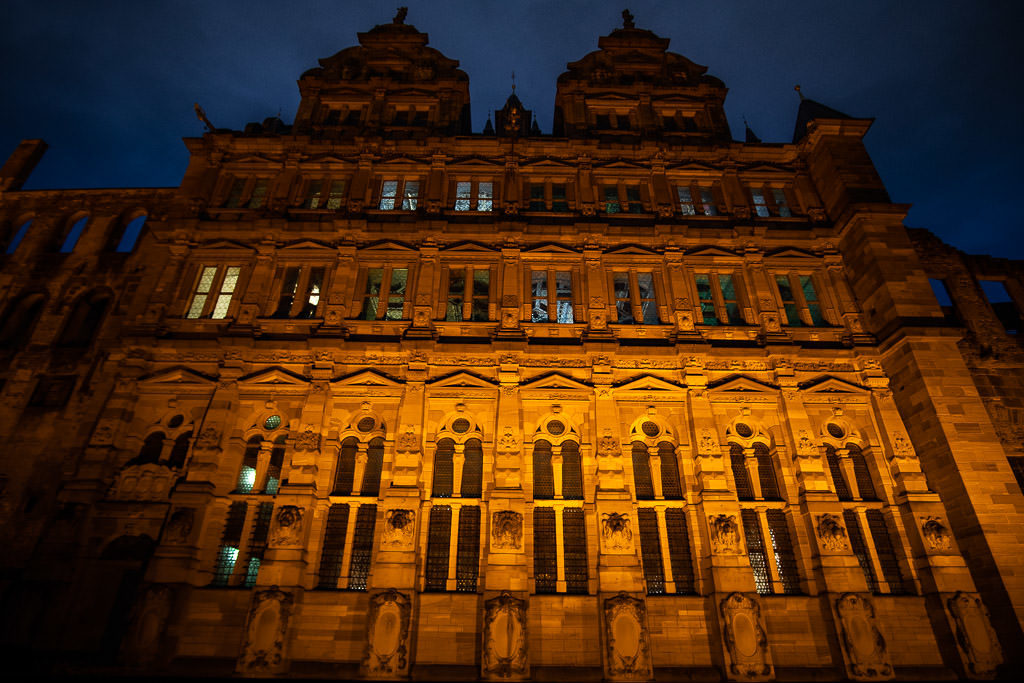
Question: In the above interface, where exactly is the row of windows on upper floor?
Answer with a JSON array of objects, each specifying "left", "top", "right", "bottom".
[
  {"left": 183, "top": 262, "right": 833, "bottom": 328},
  {"left": 2, "top": 214, "right": 147, "bottom": 257},
  {"left": 216, "top": 175, "right": 800, "bottom": 219}
]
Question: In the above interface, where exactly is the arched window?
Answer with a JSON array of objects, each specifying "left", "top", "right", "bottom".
[
  {"left": 0, "top": 292, "right": 45, "bottom": 350},
  {"left": 167, "top": 431, "right": 192, "bottom": 468},
  {"left": 753, "top": 443, "right": 780, "bottom": 500},
  {"left": 237, "top": 436, "right": 262, "bottom": 493},
  {"left": 59, "top": 216, "right": 89, "bottom": 254},
  {"left": 658, "top": 441, "right": 683, "bottom": 499},
  {"left": 561, "top": 441, "right": 583, "bottom": 499},
  {"left": 332, "top": 437, "right": 357, "bottom": 495},
  {"left": 632, "top": 442, "right": 654, "bottom": 500},
  {"left": 730, "top": 443, "right": 753, "bottom": 500},
  {"left": 848, "top": 444, "right": 877, "bottom": 501},
  {"left": 115, "top": 215, "right": 147, "bottom": 253},
  {"left": 533, "top": 440, "right": 554, "bottom": 499},
  {"left": 5, "top": 219, "right": 31, "bottom": 255},
  {"left": 57, "top": 290, "right": 111, "bottom": 348},
  {"left": 825, "top": 445, "right": 852, "bottom": 501},
  {"left": 264, "top": 435, "right": 287, "bottom": 494},
  {"left": 461, "top": 438, "right": 483, "bottom": 497},
  {"left": 432, "top": 438, "right": 455, "bottom": 498},
  {"left": 137, "top": 432, "right": 165, "bottom": 465},
  {"left": 361, "top": 437, "right": 384, "bottom": 497}
]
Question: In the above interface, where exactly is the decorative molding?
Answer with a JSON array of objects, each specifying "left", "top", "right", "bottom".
[
  {"left": 709, "top": 514, "right": 742, "bottom": 555},
  {"left": 601, "top": 512, "right": 634, "bottom": 553},
  {"left": 269, "top": 506, "right": 305, "bottom": 547},
  {"left": 720, "top": 592, "right": 772, "bottom": 680},
  {"left": 603, "top": 593, "right": 652, "bottom": 681},
  {"left": 491, "top": 510, "right": 523, "bottom": 551},
  {"left": 947, "top": 591, "right": 1003, "bottom": 678},
  {"left": 816, "top": 513, "right": 849, "bottom": 553},
  {"left": 482, "top": 592, "right": 529, "bottom": 680},
  {"left": 835, "top": 593, "right": 893, "bottom": 680},
  {"left": 382, "top": 509, "right": 416, "bottom": 550},
  {"left": 237, "top": 588, "right": 293, "bottom": 675},
  {"left": 363, "top": 589, "right": 412, "bottom": 678}
]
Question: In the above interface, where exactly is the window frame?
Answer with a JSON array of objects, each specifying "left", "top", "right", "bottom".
[
  {"left": 451, "top": 179, "right": 495, "bottom": 213},
  {"left": 694, "top": 269, "right": 747, "bottom": 326},
  {"left": 266, "top": 263, "right": 330, "bottom": 319},
  {"left": 773, "top": 271, "right": 831, "bottom": 327},
  {"left": 532, "top": 503, "right": 591, "bottom": 595},
  {"left": 749, "top": 184, "right": 797, "bottom": 218},
  {"left": 438, "top": 262, "right": 495, "bottom": 323},
  {"left": 528, "top": 268, "right": 577, "bottom": 324},
  {"left": 353, "top": 263, "right": 413, "bottom": 321},
  {"left": 601, "top": 181, "right": 648, "bottom": 215},
  {"left": 184, "top": 264, "right": 245, "bottom": 320},
  {"left": 525, "top": 179, "right": 573, "bottom": 212},
  {"left": 609, "top": 268, "right": 663, "bottom": 325},
  {"left": 377, "top": 177, "right": 421, "bottom": 211},
  {"left": 675, "top": 182, "right": 720, "bottom": 216},
  {"left": 297, "top": 176, "right": 348, "bottom": 211}
]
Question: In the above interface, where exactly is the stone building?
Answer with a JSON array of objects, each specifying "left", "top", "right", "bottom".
[{"left": 0, "top": 10, "right": 1020, "bottom": 681}]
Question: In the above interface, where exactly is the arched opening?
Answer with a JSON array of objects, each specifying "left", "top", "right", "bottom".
[
  {"left": 432, "top": 438, "right": 455, "bottom": 497},
  {"left": 753, "top": 443, "right": 780, "bottom": 500},
  {"left": 167, "top": 431, "right": 192, "bottom": 468},
  {"left": 461, "top": 438, "right": 483, "bottom": 497},
  {"left": 848, "top": 444, "right": 877, "bottom": 501},
  {"left": 632, "top": 441, "right": 654, "bottom": 500},
  {"left": 57, "top": 289, "right": 111, "bottom": 348},
  {"left": 115, "top": 215, "right": 147, "bottom": 253},
  {"left": 59, "top": 215, "right": 89, "bottom": 254},
  {"left": 135, "top": 432, "right": 165, "bottom": 465},
  {"left": 332, "top": 437, "right": 357, "bottom": 495},
  {"left": 533, "top": 440, "right": 554, "bottom": 499},
  {"left": 236, "top": 436, "right": 262, "bottom": 493},
  {"left": 825, "top": 445, "right": 851, "bottom": 501},
  {"left": 730, "top": 443, "right": 753, "bottom": 500},
  {"left": 658, "top": 441, "right": 683, "bottom": 499},
  {"left": 0, "top": 292, "right": 45, "bottom": 350},
  {"left": 4, "top": 219, "right": 31, "bottom": 255},
  {"left": 264, "top": 434, "right": 287, "bottom": 494},
  {"left": 361, "top": 437, "right": 384, "bottom": 497},
  {"left": 561, "top": 441, "right": 583, "bottom": 499}
]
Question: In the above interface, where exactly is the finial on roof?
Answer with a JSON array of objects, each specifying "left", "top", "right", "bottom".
[
  {"left": 530, "top": 114, "right": 541, "bottom": 136},
  {"left": 794, "top": 84, "right": 804, "bottom": 101},
  {"left": 193, "top": 103, "right": 214, "bottom": 132},
  {"left": 743, "top": 116, "right": 761, "bottom": 144},
  {"left": 511, "top": 71, "right": 516, "bottom": 93},
  {"left": 484, "top": 112, "right": 494, "bottom": 135},
  {"left": 393, "top": 7, "right": 408, "bottom": 24},
  {"left": 622, "top": 9, "right": 635, "bottom": 29}
]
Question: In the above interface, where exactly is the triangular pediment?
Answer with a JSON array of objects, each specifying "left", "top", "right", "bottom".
[
  {"left": 799, "top": 376, "right": 869, "bottom": 394},
  {"left": 604, "top": 244, "right": 660, "bottom": 256},
  {"left": 520, "top": 156, "right": 576, "bottom": 169},
  {"left": 427, "top": 370, "right": 498, "bottom": 389},
  {"left": 385, "top": 88, "right": 439, "bottom": 99},
  {"left": 666, "top": 161, "right": 720, "bottom": 173},
  {"left": 377, "top": 155, "right": 428, "bottom": 166},
  {"left": 613, "top": 375, "right": 687, "bottom": 393},
  {"left": 279, "top": 239, "right": 335, "bottom": 252},
  {"left": 239, "top": 367, "right": 309, "bottom": 386},
  {"left": 739, "top": 162, "right": 789, "bottom": 173},
  {"left": 303, "top": 154, "right": 358, "bottom": 165},
  {"left": 196, "top": 239, "right": 256, "bottom": 253},
  {"left": 227, "top": 154, "right": 277, "bottom": 165},
  {"left": 586, "top": 92, "right": 647, "bottom": 103},
  {"left": 448, "top": 155, "right": 504, "bottom": 168},
  {"left": 685, "top": 245, "right": 740, "bottom": 258},
  {"left": 707, "top": 375, "right": 779, "bottom": 393},
  {"left": 593, "top": 159, "right": 649, "bottom": 171},
  {"left": 138, "top": 366, "right": 216, "bottom": 387},
  {"left": 440, "top": 241, "right": 499, "bottom": 253},
  {"left": 522, "top": 242, "right": 580, "bottom": 255},
  {"left": 765, "top": 247, "right": 818, "bottom": 259},
  {"left": 333, "top": 369, "right": 403, "bottom": 387},
  {"left": 520, "top": 372, "right": 592, "bottom": 392},
  {"left": 359, "top": 240, "right": 418, "bottom": 253}
]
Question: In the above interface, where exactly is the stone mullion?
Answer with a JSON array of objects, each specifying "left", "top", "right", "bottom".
[
  {"left": 555, "top": 504, "right": 566, "bottom": 590},
  {"left": 655, "top": 505, "right": 675, "bottom": 590},
  {"left": 351, "top": 443, "right": 369, "bottom": 496},
  {"left": 835, "top": 448, "right": 861, "bottom": 500},
  {"left": 407, "top": 246, "right": 438, "bottom": 337},
  {"left": 743, "top": 447, "right": 762, "bottom": 500},
  {"left": 496, "top": 247, "right": 524, "bottom": 339},
  {"left": 664, "top": 252, "right": 698, "bottom": 336},
  {"left": 446, "top": 503, "right": 461, "bottom": 591},
  {"left": 323, "top": 246, "right": 356, "bottom": 329},
  {"left": 648, "top": 446, "right": 663, "bottom": 499},
  {"left": 339, "top": 504, "right": 360, "bottom": 588},
  {"left": 452, "top": 443, "right": 466, "bottom": 497},
  {"left": 252, "top": 442, "right": 274, "bottom": 494},
  {"left": 744, "top": 256, "right": 785, "bottom": 337},
  {"left": 583, "top": 249, "right": 612, "bottom": 337}
]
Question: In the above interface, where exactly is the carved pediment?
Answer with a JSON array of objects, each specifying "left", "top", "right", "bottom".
[
  {"left": 377, "top": 154, "right": 431, "bottom": 166},
  {"left": 799, "top": 376, "right": 870, "bottom": 395},
  {"left": 612, "top": 374, "right": 686, "bottom": 394},
  {"left": 666, "top": 160, "right": 720, "bottom": 173},
  {"left": 427, "top": 370, "right": 498, "bottom": 389},
  {"left": 685, "top": 245, "right": 741, "bottom": 258},
  {"left": 334, "top": 368, "right": 404, "bottom": 387},
  {"left": 224, "top": 154, "right": 278, "bottom": 165},
  {"left": 521, "top": 242, "right": 581, "bottom": 255},
  {"left": 238, "top": 367, "right": 309, "bottom": 387},
  {"left": 592, "top": 159, "right": 649, "bottom": 171},
  {"left": 765, "top": 246, "right": 818, "bottom": 259},
  {"left": 448, "top": 155, "right": 504, "bottom": 168},
  {"left": 738, "top": 162, "right": 789, "bottom": 173},
  {"left": 604, "top": 243, "right": 661, "bottom": 256},
  {"left": 358, "top": 239, "right": 418, "bottom": 253},
  {"left": 278, "top": 239, "right": 336, "bottom": 253},
  {"left": 520, "top": 372, "right": 592, "bottom": 392},
  {"left": 707, "top": 375, "right": 779, "bottom": 402},
  {"left": 520, "top": 156, "right": 576, "bottom": 169},
  {"left": 440, "top": 241, "right": 499, "bottom": 254},
  {"left": 194, "top": 239, "right": 257, "bottom": 254},
  {"left": 303, "top": 153, "right": 359, "bottom": 166},
  {"left": 138, "top": 366, "right": 217, "bottom": 388}
]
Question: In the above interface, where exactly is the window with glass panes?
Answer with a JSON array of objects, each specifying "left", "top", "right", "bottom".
[
  {"left": 359, "top": 266, "right": 408, "bottom": 320},
  {"left": 637, "top": 507, "right": 696, "bottom": 595},
  {"left": 676, "top": 183, "right": 718, "bottom": 216},
  {"left": 603, "top": 183, "right": 645, "bottom": 214},
  {"left": 263, "top": 435, "right": 286, "bottom": 495},
  {"left": 533, "top": 440, "right": 554, "bottom": 499},
  {"left": 361, "top": 438, "right": 384, "bottom": 497},
  {"left": 531, "top": 270, "right": 574, "bottom": 323},
  {"left": 247, "top": 178, "right": 269, "bottom": 209},
  {"left": 332, "top": 438, "right": 358, "bottom": 495},
  {"left": 271, "top": 266, "right": 326, "bottom": 318},
  {"left": 528, "top": 182, "right": 570, "bottom": 212},
  {"left": 378, "top": 179, "right": 420, "bottom": 210},
  {"left": 186, "top": 265, "right": 242, "bottom": 319},
  {"left": 750, "top": 186, "right": 793, "bottom": 217},
  {"left": 613, "top": 271, "right": 660, "bottom": 324},
  {"left": 444, "top": 266, "right": 491, "bottom": 322},
  {"left": 346, "top": 504, "right": 377, "bottom": 591},
  {"left": 842, "top": 508, "right": 909, "bottom": 595},
  {"left": 212, "top": 501, "right": 248, "bottom": 586},
  {"left": 317, "top": 503, "right": 350, "bottom": 589},
  {"left": 424, "top": 504, "right": 481, "bottom": 592},
  {"left": 695, "top": 272, "right": 743, "bottom": 325},
  {"left": 454, "top": 181, "right": 493, "bottom": 211},
  {"left": 236, "top": 436, "right": 262, "bottom": 493},
  {"left": 741, "top": 508, "right": 801, "bottom": 595},
  {"left": 243, "top": 502, "right": 274, "bottom": 587},
  {"left": 302, "top": 178, "right": 346, "bottom": 210},
  {"left": 775, "top": 273, "right": 827, "bottom": 326}
]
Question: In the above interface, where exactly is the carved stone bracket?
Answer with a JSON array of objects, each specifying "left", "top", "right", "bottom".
[
  {"left": 162, "top": 507, "right": 195, "bottom": 545},
  {"left": 482, "top": 592, "right": 529, "bottom": 680},
  {"left": 603, "top": 593, "right": 652, "bottom": 681},
  {"left": 946, "top": 591, "right": 1003, "bottom": 679},
  {"left": 697, "top": 428, "right": 721, "bottom": 457},
  {"left": 363, "top": 589, "right": 412, "bottom": 678},
  {"left": 835, "top": 593, "right": 893, "bottom": 681},
  {"left": 237, "top": 587, "right": 294, "bottom": 676},
  {"left": 108, "top": 463, "right": 180, "bottom": 502},
  {"left": 719, "top": 592, "right": 773, "bottom": 681}
]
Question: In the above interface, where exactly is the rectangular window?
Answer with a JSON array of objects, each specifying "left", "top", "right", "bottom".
[
  {"left": 742, "top": 508, "right": 772, "bottom": 595},
  {"left": 304, "top": 180, "right": 323, "bottom": 209},
  {"left": 445, "top": 266, "right": 490, "bottom": 322},
  {"left": 604, "top": 184, "right": 644, "bottom": 214},
  {"left": 531, "top": 270, "right": 574, "bottom": 323},
  {"left": 526, "top": 181, "right": 571, "bottom": 212},
  {"left": 563, "top": 507, "right": 589, "bottom": 594},
  {"left": 212, "top": 501, "right": 248, "bottom": 586},
  {"left": 454, "top": 181, "right": 493, "bottom": 212},
  {"left": 844, "top": 509, "right": 878, "bottom": 593},
  {"left": 980, "top": 280, "right": 1021, "bottom": 334},
  {"left": 533, "top": 507, "right": 557, "bottom": 593},
  {"left": 613, "top": 272, "right": 660, "bottom": 324},
  {"left": 664, "top": 508, "right": 696, "bottom": 594},
  {"left": 273, "top": 266, "right": 326, "bottom": 318},
  {"left": 187, "top": 266, "right": 240, "bottom": 319},
  {"left": 866, "top": 510, "right": 906, "bottom": 594},
  {"left": 604, "top": 186, "right": 620, "bottom": 214},
  {"left": 776, "top": 274, "right": 827, "bottom": 327},
  {"left": 302, "top": 178, "right": 348, "bottom": 210},
  {"left": 247, "top": 178, "right": 269, "bottom": 209},
  {"left": 317, "top": 503, "right": 350, "bottom": 589},
  {"left": 360, "top": 266, "right": 408, "bottom": 320},
  {"left": 529, "top": 184, "right": 546, "bottom": 211},
  {"left": 243, "top": 502, "right": 274, "bottom": 588},
  {"left": 637, "top": 508, "right": 666, "bottom": 595},
  {"left": 772, "top": 188, "right": 792, "bottom": 217},
  {"left": 298, "top": 267, "right": 325, "bottom": 318},
  {"left": 347, "top": 504, "right": 377, "bottom": 591},
  {"left": 379, "top": 179, "right": 419, "bottom": 211},
  {"left": 752, "top": 188, "right": 770, "bottom": 217},
  {"left": 751, "top": 186, "right": 795, "bottom": 217},
  {"left": 766, "top": 510, "right": 800, "bottom": 594},
  {"left": 224, "top": 177, "right": 246, "bottom": 208},
  {"left": 273, "top": 267, "right": 300, "bottom": 317},
  {"left": 455, "top": 506, "right": 481, "bottom": 592},
  {"left": 212, "top": 266, "right": 240, "bottom": 319},
  {"left": 552, "top": 183, "right": 569, "bottom": 212},
  {"left": 677, "top": 186, "right": 696, "bottom": 216},
  {"left": 626, "top": 186, "right": 643, "bottom": 214},
  {"left": 425, "top": 505, "right": 452, "bottom": 591},
  {"left": 695, "top": 272, "right": 743, "bottom": 325}
]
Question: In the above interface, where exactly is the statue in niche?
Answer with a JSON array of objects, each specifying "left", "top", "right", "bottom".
[
  {"left": 709, "top": 514, "right": 742, "bottom": 554},
  {"left": 946, "top": 591, "right": 1003, "bottom": 678},
  {"left": 835, "top": 593, "right": 892, "bottom": 680},
  {"left": 482, "top": 592, "right": 528, "bottom": 680},
  {"left": 491, "top": 510, "right": 523, "bottom": 550},
  {"left": 601, "top": 512, "right": 633, "bottom": 551},
  {"left": 603, "top": 593, "right": 652, "bottom": 681},
  {"left": 816, "top": 514, "right": 849, "bottom": 552},
  {"left": 237, "top": 588, "right": 293, "bottom": 675},
  {"left": 720, "top": 593, "right": 772, "bottom": 680}
]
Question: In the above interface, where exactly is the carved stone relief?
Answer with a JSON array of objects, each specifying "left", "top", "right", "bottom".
[
  {"left": 697, "top": 428, "right": 720, "bottom": 457},
  {"left": 162, "top": 507, "right": 195, "bottom": 544},
  {"left": 603, "top": 593, "right": 652, "bottom": 681},
  {"left": 237, "top": 588, "right": 294, "bottom": 675},
  {"left": 122, "top": 583, "right": 173, "bottom": 668},
  {"left": 709, "top": 514, "right": 743, "bottom": 554},
  {"left": 835, "top": 593, "right": 893, "bottom": 680},
  {"left": 293, "top": 427, "right": 320, "bottom": 452},
  {"left": 601, "top": 512, "right": 634, "bottom": 553},
  {"left": 108, "top": 463, "right": 180, "bottom": 501},
  {"left": 482, "top": 592, "right": 529, "bottom": 680},
  {"left": 382, "top": 509, "right": 416, "bottom": 550},
  {"left": 363, "top": 589, "right": 412, "bottom": 678},
  {"left": 921, "top": 516, "right": 953, "bottom": 552},
  {"left": 491, "top": 510, "right": 523, "bottom": 551},
  {"left": 816, "top": 514, "right": 849, "bottom": 553},
  {"left": 194, "top": 426, "right": 222, "bottom": 451},
  {"left": 719, "top": 592, "right": 772, "bottom": 680},
  {"left": 946, "top": 591, "right": 1003, "bottom": 678},
  {"left": 269, "top": 505, "right": 304, "bottom": 547},
  {"left": 396, "top": 426, "right": 420, "bottom": 452},
  {"left": 890, "top": 434, "right": 915, "bottom": 459}
]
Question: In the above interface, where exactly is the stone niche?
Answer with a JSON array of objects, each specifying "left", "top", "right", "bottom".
[
  {"left": 121, "top": 583, "right": 174, "bottom": 668},
  {"left": 834, "top": 593, "right": 893, "bottom": 681},
  {"left": 236, "top": 587, "right": 294, "bottom": 676},
  {"left": 481, "top": 592, "right": 529, "bottom": 680},
  {"left": 362, "top": 589, "right": 412, "bottom": 679},
  {"left": 946, "top": 591, "right": 1003, "bottom": 679},
  {"left": 719, "top": 592, "right": 773, "bottom": 681},
  {"left": 602, "top": 592, "right": 653, "bottom": 681}
]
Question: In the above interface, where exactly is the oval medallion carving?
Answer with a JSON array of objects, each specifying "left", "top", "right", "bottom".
[
  {"left": 733, "top": 612, "right": 758, "bottom": 657},
  {"left": 373, "top": 604, "right": 402, "bottom": 658},
  {"left": 848, "top": 615, "right": 874, "bottom": 661},
  {"left": 963, "top": 610, "right": 992, "bottom": 655},
  {"left": 611, "top": 612, "right": 641, "bottom": 660}
]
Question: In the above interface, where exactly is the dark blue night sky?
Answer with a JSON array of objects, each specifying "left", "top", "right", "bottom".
[{"left": 2, "top": 1, "right": 1021, "bottom": 258}]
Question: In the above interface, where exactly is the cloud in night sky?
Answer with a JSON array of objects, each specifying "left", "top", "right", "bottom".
[{"left": 2, "top": 0, "right": 1022, "bottom": 257}]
